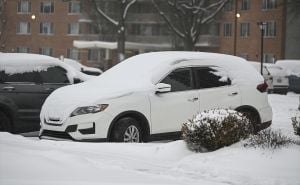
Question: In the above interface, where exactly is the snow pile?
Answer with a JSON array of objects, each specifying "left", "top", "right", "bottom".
[
  {"left": 62, "top": 58, "right": 103, "bottom": 74},
  {"left": 0, "top": 53, "right": 93, "bottom": 83},
  {"left": 0, "top": 53, "right": 65, "bottom": 75},
  {"left": 276, "top": 60, "right": 300, "bottom": 76}
]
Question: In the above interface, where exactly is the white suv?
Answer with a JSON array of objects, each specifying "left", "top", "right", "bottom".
[{"left": 40, "top": 52, "right": 272, "bottom": 142}]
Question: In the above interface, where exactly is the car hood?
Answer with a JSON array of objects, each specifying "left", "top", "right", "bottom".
[{"left": 40, "top": 77, "right": 153, "bottom": 122}]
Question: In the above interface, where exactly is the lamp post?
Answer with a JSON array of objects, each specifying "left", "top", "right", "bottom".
[
  {"left": 233, "top": 0, "right": 240, "bottom": 56},
  {"left": 257, "top": 21, "right": 266, "bottom": 75}
]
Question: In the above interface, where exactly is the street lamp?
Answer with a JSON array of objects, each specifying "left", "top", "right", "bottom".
[
  {"left": 257, "top": 21, "right": 266, "bottom": 75},
  {"left": 233, "top": 0, "right": 240, "bottom": 56}
]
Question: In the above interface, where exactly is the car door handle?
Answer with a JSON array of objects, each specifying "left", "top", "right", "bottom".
[
  {"left": 2, "top": 86, "right": 15, "bottom": 91},
  {"left": 188, "top": 97, "right": 199, "bottom": 102},
  {"left": 228, "top": 92, "right": 238, "bottom": 96}
]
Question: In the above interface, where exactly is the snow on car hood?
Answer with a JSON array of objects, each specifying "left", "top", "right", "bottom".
[{"left": 41, "top": 52, "right": 263, "bottom": 120}]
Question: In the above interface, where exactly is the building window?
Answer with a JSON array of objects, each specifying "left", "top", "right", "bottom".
[
  {"left": 241, "top": 0, "right": 250, "bottom": 10},
  {"left": 40, "top": 1, "right": 54, "bottom": 13},
  {"left": 69, "top": 1, "right": 81, "bottom": 13},
  {"left": 262, "top": 0, "right": 277, "bottom": 10},
  {"left": 67, "top": 48, "right": 80, "bottom": 60},
  {"left": 39, "top": 47, "right": 53, "bottom": 56},
  {"left": 223, "top": 23, "right": 232, "bottom": 37},
  {"left": 68, "top": 22, "right": 80, "bottom": 35},
  {"left": 40, "top": 22, "right": 54, "bottom": 35},
  {"left": 263, "top": 53, "right": 275, "bottom": 63},
  {"left": 17, "top": 0, "right": 31, "bottom": 13},
  {"left": 263, "top": 21, "right": 276, "bottom": 37},
  {"left": 88, "top": 49, "right": 105, "bottom": 63},
  {"left": 240, "top": 22, "right": 250, "bottom": 37},
  {"left": 17, "top": 22, "right": 31, "bottom": 34},
  {"left": 223, "top": 0, "right": 233, "bottom": 11},
  {"left": 16, "top": 46, "right": 30, "bottom": 53},
  {"left": 128, "top": 24, "right": 141, "bottom": 35}
]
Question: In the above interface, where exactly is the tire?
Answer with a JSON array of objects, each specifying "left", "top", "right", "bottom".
[
  {"left": 238, "top": 110, "right": 260, "bottom": 134},
  {"left": 111, "top": 117, "right": 142, "bottom": 143},
  {"left": 0, "top": 111, "right": 12, "bottom": 132}
]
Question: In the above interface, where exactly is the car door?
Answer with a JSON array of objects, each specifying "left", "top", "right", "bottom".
[
  {"left": 0, "top": 70, "right": 45, "bottom": 129},
  {"left": 193, "top": 66, "right": 241, "bottom": 112},
  {"left": 149, "top": 68, "right": 199, "bottom": 134},
  {"left": 39, "top": 66, "right": 71, "bottom": 99}
]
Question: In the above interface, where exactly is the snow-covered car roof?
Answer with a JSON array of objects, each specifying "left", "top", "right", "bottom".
[
  {"left": 62, "top": 58, "right": 103, "bottom": 75},
  {"left": 276, "top": 60, "right": 300, "bottom": 77},
  {"left": 0, "top": 53, "right": 93, "bottom": 82},
  {"left": 248, "top": 61, "right": 287, "bottom": 76}
]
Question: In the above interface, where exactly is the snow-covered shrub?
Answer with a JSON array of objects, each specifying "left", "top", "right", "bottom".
[
  {"left": 182, "top": 109, "right": 252, "bottom": 152},
  {"left": 291, "top": 115, "right": 300, "bottom": 136},
  {"left": 245, "top": 129, "right": 293, "bottom": 149}
]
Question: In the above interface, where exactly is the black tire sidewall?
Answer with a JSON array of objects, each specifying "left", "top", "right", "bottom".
[
  {"left": 111, "top": 117, "right": 142, "bottom": 142},
  {"left": 0, "top": 111, "right": 12, "bottom": 132}
]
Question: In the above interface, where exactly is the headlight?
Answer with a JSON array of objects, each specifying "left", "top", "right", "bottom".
[{"left": 70, "top": 104, "right": 109, "bottom": 117}]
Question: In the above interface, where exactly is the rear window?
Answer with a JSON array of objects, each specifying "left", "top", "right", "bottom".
[
  {"left": 39, "top": 66, "right": 70, "bottom": 84},
  {"left": 0, "top": 71, "right": 40, "bottom": 83}
]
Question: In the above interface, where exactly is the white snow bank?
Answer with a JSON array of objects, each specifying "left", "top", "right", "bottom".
[{"left": 1, "top": 94, "right": 300, "bottom": 185}]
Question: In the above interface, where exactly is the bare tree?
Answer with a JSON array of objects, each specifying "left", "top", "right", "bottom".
[
  {"left": 152, "top": 0, "right": 228, "bottom": 51},
  {"left": 85, "top": 0, "right": 137, "bottom": 62}
]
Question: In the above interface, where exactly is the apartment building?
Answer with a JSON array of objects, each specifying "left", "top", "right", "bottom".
[
  {"left": 0, "top": 0, "right": 296, "bottom": 69},
  {"left": 219, "top": 0, "right": 286, "bottom": 63},
  {"left": 0, "top": 0, "right": 99, "bottom": 66}
]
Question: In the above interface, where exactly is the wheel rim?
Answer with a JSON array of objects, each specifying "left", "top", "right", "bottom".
[{"left": 123, "top": 125, "right": 140, "bottom": 143}]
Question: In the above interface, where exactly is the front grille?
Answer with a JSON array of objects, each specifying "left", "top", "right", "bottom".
[{"left": 41, "top": 130, "right": 73, "bottom": 140}]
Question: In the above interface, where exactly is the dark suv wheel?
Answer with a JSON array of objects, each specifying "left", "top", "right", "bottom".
[
  {"left": 0, "top": 111, "right": 12, "bottom": 132},
  {"left": 111, "top": 117, "right": 142, "bottom": 143}
]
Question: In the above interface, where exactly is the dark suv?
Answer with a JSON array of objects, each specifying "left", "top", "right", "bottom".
[{"left": 0, "top": 53, "right": 91, "bottom": 133}]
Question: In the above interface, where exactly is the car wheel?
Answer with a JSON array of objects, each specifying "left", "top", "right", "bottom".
[
  {"left": 111, "top": 117, "right": 142, "bottom": 143},
  {"left": 238, "top": 110, "right": 260, "bottom": 134},
  {"left": 0, "top": 111, "right": 12, "bottom": 132}
]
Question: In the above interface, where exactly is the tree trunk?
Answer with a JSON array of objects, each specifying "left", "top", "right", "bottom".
[
  {"left": 117, "top": 23, "right": 125, "bottom": 62},
  {"left": 183, "top": 38, "right": 195, "bottom": 51}
]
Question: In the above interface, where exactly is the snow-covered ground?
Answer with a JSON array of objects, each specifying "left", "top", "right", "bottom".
[{"left": 0, "top": 94, "right": 299, "bottom": 185}]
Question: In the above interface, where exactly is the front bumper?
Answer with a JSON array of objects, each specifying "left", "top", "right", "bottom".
[{"left": 39, "top": 112, "right": 113, "bottom": 141}]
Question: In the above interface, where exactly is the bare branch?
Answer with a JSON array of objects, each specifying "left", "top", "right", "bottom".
[
  {"left": 123, "top": 0, "right": 137, "bottom": 19},
  {"left": 152, "top": 0, "right": 185, "bottom": 38},
  {"left": 201, "top": 0, "right": 228, "bottom": 24},
  {"left": 91, "top": 0, "right": 118, "bottom": 26}
]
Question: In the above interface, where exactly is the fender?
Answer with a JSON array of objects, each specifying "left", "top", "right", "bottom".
[{"left": 107, "top": 110, "right": 151, "bottom": 141}]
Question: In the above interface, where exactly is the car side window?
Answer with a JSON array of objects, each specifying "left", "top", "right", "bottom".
[
  {"left": 0, "top": 70, "right": 41, "bottom": 84},
  {"left": 161, "top": 68, "right": 193, "bottom": 92},
  {"left": 194, "top": 67, "right": 231, "bottom": 89},
  {"left": 39, "top": 66, "right": 70, "bottom": 84}
]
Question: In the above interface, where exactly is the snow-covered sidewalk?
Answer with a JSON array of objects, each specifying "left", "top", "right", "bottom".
[{"left": 0, "top": 94, "right": 300, "bottom": 185}]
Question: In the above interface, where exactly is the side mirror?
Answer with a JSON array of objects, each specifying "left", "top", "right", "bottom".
[
  {"left": 155, "top": 83, "right": 171, "bottom": 94},
  {"left": 73, "top": 78, "right": 82, "bottom": 84}
]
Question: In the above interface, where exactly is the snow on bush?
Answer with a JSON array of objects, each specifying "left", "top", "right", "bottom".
[
  {"left": 182, "top": 109, "right": 252, "bottom": 152},
  {"left": 244, "top": 129, "right": 294, "bottom": 149},
  {"left": 292, "top": 114, "right": 300, "bottom": 136}
]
